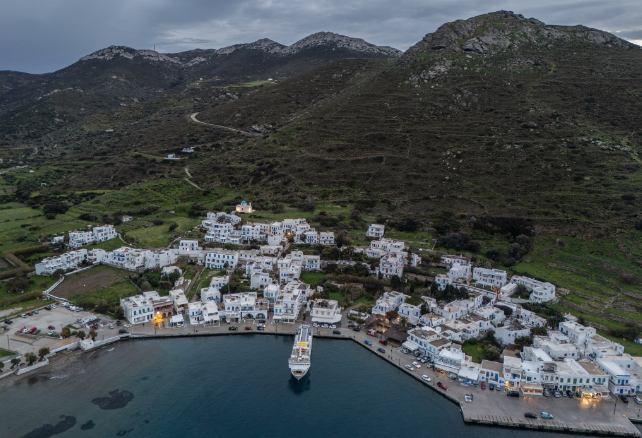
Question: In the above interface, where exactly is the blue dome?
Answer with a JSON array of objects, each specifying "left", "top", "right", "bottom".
[{"left": 241, "top": 200, "right": 247, "bottom": 204}]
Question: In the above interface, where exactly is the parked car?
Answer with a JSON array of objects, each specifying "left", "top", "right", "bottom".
[
  {"left": 634, "top": 396, "right": 642, "bottom": 405},
  {"left": 26, "top": 312, "right": 33, "bottom": 316},
  {"left": 124, "top": 324, "right": 132, "bottom": 328},
  {"left": 245, "top": 326, "right": 252, "bottom": 331},
  {"left": 422, "top": 375, "right": 432, "bottom": 382},
  {"left": 481, "top": 382, "right": 486, "bottom": 390},
  {"left": 258, "top": 320, "right": 266, "bottom": 324},
  {"left": 108, "top": 324, "right": 114, "bottom": 329},
  {"left": 621, "top": 395, "right": 630, "bottom": 404},
  {"left": 507, "top": 391, "right": 520, "bottom": 397},
  {"left": 553, "top": 391, "right": 561, "bottom": 398},
  {"left": 496, "top": 385, "right": 502, "bottom": 391},
  {"left": 119, "top": 329, "right": 127, "bottom": 334},
  {"left": 333, "top": 330, "right": 341, "bottom": 335},
  {"left": 48, "top": 325, "right": 55, "bottom": 330},
  {"left": 377, "top": 348, "right": 386, "bottom": 353},
  {"left": 566, "top": 390, "right": 574, "bottom": 398},
  {"left": 47, "top": 330, "right": 56, "bottom": 336},
  {"left": 28, "top": 327, "right": 37, "bottom": 334},
  {"left": 352, "top": 327, "right": 361, "bottom": 332},
  {"left": 405, "top": 365, "right": 414, "bottom": 371},
  {"left": 20, "top": 314, "right": 27, "bottom": 318},
  {"left": 44, "top": 306, "right": 52, "bottom": 311},
  {"left": 257, "top": 326, "right": 265, "bottom": 331},
  {"left": 4, "top": 319, "right": 12, "bottom": 324},
  {"left": 329, "top": 324, "right": 337, "bottom": 329},
  {"left": 543, "top": 389, "right": 550, "bottom": 397},
  {"left": 379, "top": 340, "right": 388, "bottom": 345},
  {"left": 33, "top": 310, "right": 39, "bottom": 314},
  {"left": 51, "top": 305, "right": 57, "bottom": 309},
  {"left": 412, "top": 361, "right": 421, "bottom": 368},
  {"left": 322, "top": 324, "right": 329, "bottom": 329},
  {"left": 524, "top": 413, "right": 537, "bottom": 419},
  {"left": 229, "top": 327, "right": 238, "bottom": 331},
  {"left": 437, "top": 382, "right": 448, "bottom": 390},
  {"left": 561, "top": 390, "right": 567, "bottom": 397},
  {"left": 92, "top": 325, "right": 99, "bottom": 330},
  {"left": 116, "top": 321, "right": 121, "bottom": 326},
  {"left": 313, "top": 323, "right": 319, "bottom": 327},
  {"left": 489, "top": 383, "right": 495, "bottom": 390},
  {"left": 420, "top": 358, "right": 427, "bottom": 363},
  {"left": 34, "top": 329, "right": 41, "bottom": 334},
  {"left": 364, "top": 340, "right": 372, "bottom": 346},
  {"left": 541, "top": 412, "right": 554, "bottom": 419}
]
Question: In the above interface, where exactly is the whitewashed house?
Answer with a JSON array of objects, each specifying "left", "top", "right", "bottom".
[
  {"left": 372, "top": 291, "right": 408, "bottom": 316},
  {"left": 35, "top": 249, "right": 88, "bottom": 275},
  {"left": 319, "top": 232, "right": 335, "bottom": 245},
  {"left": 448, "top": 261, "right": 471, "bottom": 281},
  {"left": 435, "top": 274, "right": 452, "bottom": 290},
  {"left": 205, "top": 249, "right": 238, "bottom": 269},
  {"left": 472, "top": 268, "right": 508, "bottom": 288},
  {"left": 303, "top": 255, "right": 320, "bottom": 271},
  {"left": 250, "top": 272, "right": 271, "bottom": 290},
  {"left": 441, "top": 255, "right": 468, "bottom": 266},
  {"left": 201, "top": 287, "right": 221, "bottom": 303},
  {"left": 188, "top": 302, "right": 204, "bottom": 325},
  {"left": 209, "top": 276, "right": 229, "bottom": 289},
  {"left": 366, "top": 224, "right": 385, "bottom": 238},
  {"left": 179, "top": 240, "right": 201, "bottom": 254},
  {"left": 224, "top": 292, "right": 261, "bottom": 320},
  {"left": 201, "top": 302, "right": 220, "bottom": 324},
  {"left": 304, "top": 230, "right": 319, "bottom": 245},
  {"left": 398, "top": 302, "right": 421, "bottom": 325},
  {"left": 376, "top": 255, "right": 403, "bottom": 279},
  {"left": 120, "top": 291, "right": 157, "bottom": 325}
]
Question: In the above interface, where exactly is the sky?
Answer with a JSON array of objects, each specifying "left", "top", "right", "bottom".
[{"left": 1, "top": 0, "right": 641, "bottom": 74}]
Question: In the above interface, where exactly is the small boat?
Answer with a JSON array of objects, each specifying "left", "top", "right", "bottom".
[{"left": 107, "top": 348, "right": 115, "bottom": 352}]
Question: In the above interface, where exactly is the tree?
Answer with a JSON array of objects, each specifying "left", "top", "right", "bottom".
[
  {"left": 385, "top": 310, "right": 398, "bottom": 323},
  {"left": 11, "top": 358, "right": 21, "bottom": 369},
  {"left": 483, "top": 344, "right": 501, "bottom": 361},
  {"left": 420, "top": 303, "right": 429, "bottom": 315},
  {"left": 77, "top": 330, "right": 86, "bottom": 339},
  {"left": 399, "top": 316, "right": 408, "bottom": 329},
  {"left": 38, "top": 347, "right": 50, "bottom": 361},
  {"left": 89, "top": 329, "right": 97, "bottom": 340},
  {"left": 61, "top": 327, "right": 71, "bottom": 338},
  {"left": 515, "top": 336, "right": 532, "bottom": 347},
  {"left": 530, "top": 326, "right": 548, "bottom": 337},
  {"left": 26, "top": 353, "right": 38, "bottom": 366},
  {"left": 390, "top": 275, "right": 402, "bottom": 289},
  {"left": 430, "top": 281, "right": 438, "bottom": 296}
]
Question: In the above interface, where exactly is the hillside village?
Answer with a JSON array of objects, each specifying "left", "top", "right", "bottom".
[{"left": 27, "top": 204, "right": 642, "bottom": 400}]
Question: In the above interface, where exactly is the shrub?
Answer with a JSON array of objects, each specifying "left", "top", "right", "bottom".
[{"left": 297, "top": 202, "right": 316, "bottom": 212}]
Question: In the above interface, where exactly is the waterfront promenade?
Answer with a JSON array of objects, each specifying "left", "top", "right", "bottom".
[{"left": 8, "top": 308, "right": 642, "bottom": 437}]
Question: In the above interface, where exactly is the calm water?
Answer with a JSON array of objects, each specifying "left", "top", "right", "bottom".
[{"left": 0, "top": 335, "right": 601, "bottom": 437}]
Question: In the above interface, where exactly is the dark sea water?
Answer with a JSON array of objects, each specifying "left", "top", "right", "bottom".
[{"left": 0, "top": 335, "right": 609, "bottom": 437}]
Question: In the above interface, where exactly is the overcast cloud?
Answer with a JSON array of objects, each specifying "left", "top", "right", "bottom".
[{"left": 1, "top": 0, "right": 640, "bottom": 74}]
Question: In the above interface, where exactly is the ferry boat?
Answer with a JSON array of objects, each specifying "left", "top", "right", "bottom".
[{"left": 289, "top": 325, "right": 312, "bottom": 380}]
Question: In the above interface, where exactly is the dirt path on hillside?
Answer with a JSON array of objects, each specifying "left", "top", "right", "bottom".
[{"left": 189, "top": 113, "right": 262, "bottom": 137}]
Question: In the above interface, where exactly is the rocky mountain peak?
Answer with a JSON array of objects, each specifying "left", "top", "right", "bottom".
[{"left": 402, "top": 10, "right": 635, "bottom": 63}]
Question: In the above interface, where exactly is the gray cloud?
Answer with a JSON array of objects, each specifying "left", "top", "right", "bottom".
[{"left": 1, "top": 0, "right": 640, "bottom": 73}]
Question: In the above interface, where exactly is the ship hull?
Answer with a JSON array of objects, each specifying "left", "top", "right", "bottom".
[{"left": 290, "top": 366, "right": 310, "bottom": 380}]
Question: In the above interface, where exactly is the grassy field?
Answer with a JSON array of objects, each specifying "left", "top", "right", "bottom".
[
  {"left": 0, "top": 349, "right": 14, "bottom": 358},
  {"left": 69, "top": 280, "right": 139, "bottom": 307},
  {"left": 229, "top": 80, "right": 274, "bottom": 88},
  {"left": 300, "top": 271, "right": 327, "bottom": 288},
  {"left": 462, "top": 343, "right": 487, "bottom": 363}
]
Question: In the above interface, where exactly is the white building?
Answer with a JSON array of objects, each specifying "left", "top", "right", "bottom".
[
  {"left": 179, "top": 240, "right": 201, "bottom": 254},
  {"left": 448, "top": 261, "right": 471, "bottom": 281},
  {"left": 68, "top": 224, "right": 118, "bottom": 248},
  {"left": 169, "top": 289, "right": 189, "bottom": 315},
  {"left": 372, "top": 291, "right": 408, "bottom": 315},
  {"left": 188, "top": 301, "right": 204, "bottom": 325},
  {"left": 209, "top": 276, "right": 229, "bottom": 289},
  {"left": 35, "top": 249, "right": 88, "bottom": 275},
  {"left": 120, "top": 291, "right": 158, "bottom": 325},
  {"left": 558, "top": 321, "right": 597, "bottom": 345},
  {"left": 472, "top": 268, "right": 508, "bottom": 288},
  {"left": 319, "top": 232, "right": 335, "bottom": 246},
  {"left": 398, "top": 302, "right": 421, "bottom": 325},
  {"left": 403, "top": 326, "right": 452, "bottom": 361},
  {"left": 376, "top": 255, "right": 403, "bottom": 279},
  {"left": 250, "top": 272, "right": 272, "bottom": 290},
  {"left": 510, "top": 276, "right": 556, "bottom": 303},
  {"left": 311, "top": 299, "right": 342, "bottom": 324},
  {"left": 533, "top": 332, "right": 581, "bottom": 360},
  {"left": 236, "top": 200, "right": 253, "bottom": 214},
  {"left": 201, "top": 287, "right": 221, "bottom": 303},
  {"left": 366, "top": 224, "right": 385, "bottom": 238},
  {"left": 441, "top": 255, "right": 468, "bottom": 266},
  {"left": 494, "top": 320, "right": 531, "bottom": 345},
  {"left": 201, "top": 302, "right": 220, "bottom": 324},
  {"left": 435, "top": 274, "right": 452, "bottom": 290},
  {"left": 304, "top": 230, "right": 319, "bottom": 245},
  {"left": 205, "top": 249, "right": 238, "bottom": 269},
  {"left": 303, "top": 255, "right": 320, "bottom": 271}
]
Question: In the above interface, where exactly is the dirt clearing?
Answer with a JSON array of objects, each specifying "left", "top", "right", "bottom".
[{"left": 54, "top": 267, "right": 129, "bottom": 299}]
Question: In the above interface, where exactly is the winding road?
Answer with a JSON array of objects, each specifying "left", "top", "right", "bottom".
[{"left": 189, "top": 113, "right": 262, "bottom": 137}]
